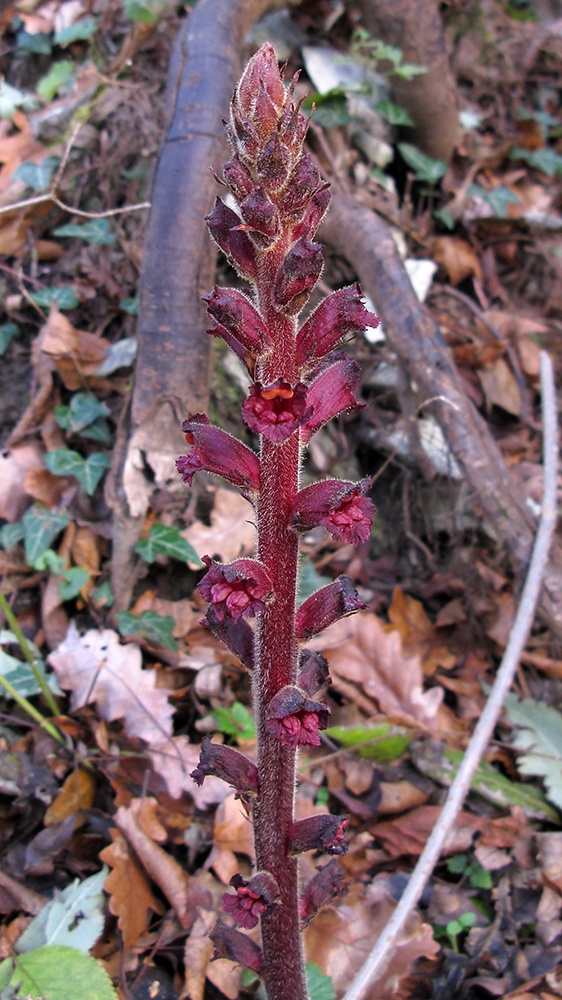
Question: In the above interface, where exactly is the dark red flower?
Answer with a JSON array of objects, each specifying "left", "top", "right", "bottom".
[
  {"left": 209, "top": 919, "right": 263, "bottom": 971},
  {"left": 289, "top": 814, "right": 349, "bottom": 856},
  {"left": 266, "top": 685, "right": 330, "bottom": 749},
  {"left": 223, "top": 153, "right": 253, "bottom": 202},
  {"left": 281, "top": 153, "right": 322, "bottom": 217},
  {"left": 202, "top": 605, "right": 255, "bottom": 670},
  {"left": 222, "top": 872, "right": 279, "bottom": 930},
  {"left": 301, "top": 356, "right": 365, "bottom": 441},
  {"left": 298, "top": 649, "right": 331, "bottom": 695},
  {"left": 203, "top": 286, "right": 267, "bottom": 354},
  {"left": 198, "top": 556, "right": 273, "bottom": 621},
  {"left": 256, "top": 131, "right": 291, "bottom": 189},
  {"left": 273, "top": 237, "right": 324, "bottom": 316},
  {"left": 238, "top": 186, "right": 280, "bottom": 245},
  {"left": 242, "top": 380, "right": 311, "bottom": 443},
  {"left": 176, "top": 413, "right": 260, "bottom": 494},
  {"left": 290, "top": 183, "right": 331, "bottom": 242},
  {"left": 290, "top": 477, "right": 375, "bottom": 545},
  {"left": 296, "top": 283, "right": 381, "bottom": 367},
  {"left": 300, "top": 859, "right": 349, "bottom": 926},
  {"left": 236, "top": 44, "right": 285, "bottom": 124},
  {"left": 296, "top": 576, "right": 365, "bottom": 640},
  {"left": 205, "top": 197, "right": 256, "bottom": 280},
  {"left": 190, "top": 736, "right": 259, "bottom": 797}
]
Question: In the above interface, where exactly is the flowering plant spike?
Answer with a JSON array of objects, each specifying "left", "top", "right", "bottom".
[{"left": 180, "top": 44, "right": 379, "bottom": 1000}]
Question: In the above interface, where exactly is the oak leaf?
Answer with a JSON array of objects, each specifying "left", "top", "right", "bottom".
[
  {"left": 100, "top": 830, "right": 164, "bottom": 950},
  {"left": 183, "top": 487, "right": 256, "bottom": 563},
  {"left": 149, "top": 735, "right": 232, "bottom": 808},
  {"left": 386, "top": 586, "right": 455, "bottom": 676},
  {"left": 48, "top": 623, "right": 174, "bottom": 744},
  {"left": 308, "top": 612, "right": 443, "bottom": 727}
]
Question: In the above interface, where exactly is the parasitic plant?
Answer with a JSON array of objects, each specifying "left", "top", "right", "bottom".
[{"left": 179, "top": 44, "right": 380, "bottom": 1000}]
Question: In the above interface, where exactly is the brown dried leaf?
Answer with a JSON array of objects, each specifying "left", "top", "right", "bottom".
[
  {"left": 207, "top": 792, "right": 255, "bottom": 884},
  {"left": 308, "top": 612, "right": 443, "bottom": 727},
  {"left": 35, "top": 304, "right": 110, "bottom": 390},
  {"left": 100, "top": 829, "right": 164, "bottom": 950},
  {"left": 478, "top": 357, "right": 522, "bottom": 416},
  {"left": 372, "top": 805, "right": 481, "bottom": 858},
  {"left": 305, "top": 876, "right": 439, "bottom": 1000},
  {"left": 183, "top": 487, "right": 256, "bottom": 563},
  {"left": 43, "top": 766, "right": 95, "bottom": 827},
  {"left": 182, "top": 909, "right": 215, "bottom": 1000},
  {"left": 0, "top": 444, "right": 45, "bottom": 522},
  {"left": 149, "top": 735, "right": 232, "bottom": 807},
  {"left": 48, "top": 623, "right": 174, "bottom": 744},
  {"left": 386, "top": 586, "right": 456, "bottom": 675},
  {"left": 432, "top": 237, "right": 482, "bottom": 286},
  {"left": 131, "top": 591, "right": 199, "bottom": 640},
  {"left": 23, "top": 467, "right": 66, "bottom": 507}
]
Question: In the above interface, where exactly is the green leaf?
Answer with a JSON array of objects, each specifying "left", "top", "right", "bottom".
[
  {"left": 14, "top": 156, "right": 60, "bottom": 191},
  {"left": 504, "top": 694, "right": 562, "bottom": 811},
  {"left": 0, "top": 323, "right": 19, "bottom": 355},
  {"left": 0, "top": 81, "right": 39, "bottom": 119},
  {"left": 89, "top": 581, "right": 114, "bottom": 609},
  {"left": 433, "top": 208, "right": 455, "bottom": 231},
  {"left": 60, "top": 567, "right": 90, "bottom": 601},
  {"left": 467, "top": 859, "right": 493, "bottom": 889},
  {"left": 446, "top": 853, "right": 468, "bottom": 875},
  {"left": 135, "top": 523, "right": 202, "bottom": 566},
  {"left": 16, "top": 868, "right": 107, "bottom": 954},
  {"left": 116, "top": 610, "right": 178, "bottom": 651},
  {"left": 393, "top": 63, "right": 428, "bottom": 80},
  {"left": 81, "top": 453, "right": 110, "bottom": 495},
  {"left": 398, "top": 143, "right": 447, "bottom": 183},
  {"left": 53, "top": 218, "right": 115, "bottom": 246},
  {"left": 467, "top": 184, "right": 520, "bottom": 219},
  {"left": 16, "top": 31, "right": 52, "bottom": 55},
  {"left": 22, "top": 505, "right": 69, "bottom": 566},
  {"left": 44, "top": 448, "right": 109, "bottom": 495},
  {"left": 0, "top": 945, "right": 118, "bottom": 1000},
  {"left": 29, "top": 286, "right": 79, "bottom": 310},
  {"left": 54, "top": 16, "right": 98, "bottom": 45},
  {"left": 33, "top": 548, "right": 66, "bottom": 573},
  {"left": 36, "top": 61, "right": 73, "bottom": 101},
  {"left": 119, "top": 297, "right": 139, "bottom": 315},
  {"left": 375, "top": 100, "right": 414, "bottom": 125},
  {"left": 0, "top": 522, "right": 25, "bottom": 549},
  {"left": 55, "top": 393, "right": 110, "bottom": 437},
  {"left": 303, "top": 90, "right": 351, "bottom": 128},
  {"left": 324, "top": 722, "right": 412, "bottom": 762},
  {"left": 212, "top": 701, "right": 255, "bottom": 742},
  {"left": 298, "top": 560, "right": 332, "bottom": 606},
  {"left": 306, "top": 962, "right": 335, "bottom": 1000},
  {"left": 93, "top": 336, "right": 137, "bottom": 375},
  {"left": 0, "top": 645, "right": 60, "bottom": 699},
  {"left": 79, "top": 417, "right": 112, "bottom": 444},
  {"left": 510, "top": 145, "right": 562, "bottom": 177},
  {"left": 122, "top": 0, "right": 175, "bottom": 22}
]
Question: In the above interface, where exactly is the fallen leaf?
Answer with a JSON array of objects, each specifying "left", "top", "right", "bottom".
[
  {"left": 386, "top": 586, "right": 456, "bottom": 675},
  {"left": 44, "top": 766, "right": 95, "bottom": 827},
  {"left": 183, "top": 487, "right": 256, "bottom": 563},
  {"left": 149, "top": 735, "right": 232, "bottom": 807},
  {"left": 182, "top": 909, "right": 216, "bottom": 1000},
  {"left": 131, "top": 591, "right": 200, "bottom": 640},
  {"left": 0, "top": 443, "right": 45, "bottom": 522},
  {"left": 100, "top": 829, "right": 164, "bottom": 950},
  {"left": 432, "top": 236, "right": 483, "bottom": 286},
  {"left": 48, "top": 623, "right": 175, "bottom": 744},
  {"left": 478, "top": 357, "right": 522, "bottom": 416},
  {"left": 305, "top": 876, "right": 439, "bottom": 1000},
  {"left": 35, "top": 304, "right": 111, "bottom": 390},
  {"left": 23, "top": 467, "right": 66, "bottom": 508},
  {"left": 371, "top": 805, "right": 481, "bottom": 858},
  {"left": 308, "top": 612, "right": 443, "bottom": 727},
  {"left": 207, "top": 792, "right": 255, "bottom": 884}
]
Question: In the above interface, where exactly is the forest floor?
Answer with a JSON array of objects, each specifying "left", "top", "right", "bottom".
[{"left": 0, "top": 1, "right": 562, "bottom": 999}]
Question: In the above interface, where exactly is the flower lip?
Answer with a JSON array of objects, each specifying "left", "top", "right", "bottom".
[
  {"left": 177, "top": 414, "right": 260, "bottom": 493},
  {"left": 190, "top": 736, "right": 259, "bottom": 797},
  {"left": 242, "top": 379, "right": 311, "bottom": 443},
  {"left": 266, "top": 684, "right": 330, "bottom": 749},
  {"left": 197, "top": 556, "right": 273, "bottom": 621},
  {"left": 290, "top": 476, "right": 375, "bottom": 545},
  {"left": 222, "top": 871, "right": 280, "bottom": 930}
]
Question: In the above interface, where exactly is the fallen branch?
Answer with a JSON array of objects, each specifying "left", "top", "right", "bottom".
[{"left": 342, "top": 349, "right": 559, "bottom": 1000}]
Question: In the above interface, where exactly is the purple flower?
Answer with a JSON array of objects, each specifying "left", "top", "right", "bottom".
[
  {"left": 222, "top": 872, "right": 279, "bottom": 930},
  {"left": 176, "top": 413, "right": 260, "bottom": 494},
  {"left": 301, "top": 356, "right": 365, "bottom": 441},
  {"left": 205, "top": 197, "right": 256, "bottom": 280},
  {"left": 296, "top": 283, "right": 381, "bottom": 367},
  {"left": 297, "top": 649, "right": 331, "bottom": 695},
  {"left": 238, "top": 186, "right": 280, "bottom": 245},
  {"left": 209, "top": 919, "right": 263, "bottom": 971},
  {"left": 296, "top": 576, "right": 365, "bottom": 640},
  {"left": 202, "top": 605, "right": 255, "bottom": 670},
  {"left": 190, "top": 736, "right": 259, "bottom": 797},
  {"left": 266, "top": 685, "right": 330, "bottom": 749},
  {"left": 273, "top": 237, "right": 324, "bottom": 316},
  {"left": 290, "top": 477, "right": 375, "bottom": 545},
  {"left": 203, "top": 286, "right": 267, "bottom": 354},
  {"left": 242, "top": 380, "right": 311, "bottom": 443},
  {"left": 289, "top": 814, "right": 349, "bottom": 856},
  {"left": 300, "top": 859, "right": 349, "bottom": 926},
  {"left": 198, "top": 556, "right": 273, "bottom": 621}
]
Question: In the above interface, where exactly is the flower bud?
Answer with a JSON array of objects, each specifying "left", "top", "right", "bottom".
[
  {"left": 301, "top": 355, "right": 365, "bottom": 441},
  {"left": 239, "top": 187, "right": 280, "bottom": 245},
  {"left": 222, "top": 871, "right": 280, "bottom": 930},
  {"left": 203, "top": 286, "right": 266, "bottom": 354},
  {"left": 190, "top": 736, "right": 259, "bottom": 797},
  {"left": 242, "top": 380, "right": 311, "bottom": 443},
  {"left": 290, "top": 477, "right": 375, "bottom": 545},
  {"left": 202, "top": 605, "right": 255, "bottom": 670},
  {"left": 256, "top": 132, "right": 291, "bottom": 190},
  {"left": 296, "top": 576, "right": 365, "bottom": 640},
  {"left": 297, "top": 649, "right": 331, "bottom": 695},
  {"left": 198, "top": 556, "right": 273, "bottom": 621},
  {"left": 210, "top": 919, "right": 263, "bottom": 971},
  {"left": 236, "top": 44, "right": 285, "bottom": 121},
  {"left": 281, "top": 154, "right": 322, "bottom": 217},
  {"left": 266, "top": 684, "right": 330, "bottom": 749},
  {"left": 273, "top": 237, "right": 324, "bottom": 315},
  {"left": 223, "top": 153, "right": 254, "bottom": 201},
  {"left": 296, "top": 283, "right": 381, "bottom": 367},
  {"left": 300, "top": 859, "right": 349, "bottom": 926},
  {"left": 291, "top": 184, "right": 331, "bottom": 242},
  {"left": 176, "top": 414, "right": 260, "bottom": 494},
  {"left": 289, "top": 814, "right": 349, "bottom": 856},
  {"left": 206, "top": 197, "right": 256, "bottom": 280}
]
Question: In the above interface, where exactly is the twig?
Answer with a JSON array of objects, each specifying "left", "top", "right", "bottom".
[
  {"left": 0, "top": 191, "right": 151, "bottom": 219},
  {"left": 342, "top": 349, "right": 559, "bottom": 1000},
  {"left": 0, "top": 589, "right": 59, "bottom": 716}
]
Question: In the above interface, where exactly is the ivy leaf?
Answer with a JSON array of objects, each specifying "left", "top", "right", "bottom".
[
  {"left": 119, "top": 297, "right": 139, "bottom": 315},
  {"left": 16, "top": 868, "right": 107, "bottom": 954},
  {"left": 212, "top": 701, "right": 255, "bottom": 742},
  {"left": 29, "top": 286, "right": 79, "bottom": 311},
  {"left": 81, "top": 453, "right": 111, "bottom": 495},
  {"left": 504, "top": 694, "right": 562, "bottom": 810},
  {"left": 93, "top": 336, "right": 138, "bottom": 375},
  {"left": 44, "top": 448, "right": 110, "bottom": 495},
  {"left": 54, "top": 219, "right": 115, "bottom": 246},
  {"left": 58, "top": 393, "right": 110, "bottom": 432},
  {"left": 0, "top": 945, "right": 118, "bottom": 1000},
  {"left": 510, "top": 145, "right": 562, "bottom": 177},
  {"left": 375, "top": 100, "right": 414, "bottom": 126},
  {"left": 60, "top": 568, "right": 90, "bottom": 601},
  {"left": 22, "top": 505, "right": 69, "bottom": 566},
  {"left": 0, "top": 644, "right": 61, "bottom": 699},
  {"left": 467, "top": 183, "right": 520, "bottom": 219},
  {"left": 0, "top": 321, "right": 19, "bottom": 354},
  {"left": 306, "top": 963, "right": 336, "bottom": 1000},
  {"left": 0, "top": 522, "right": 25, "bottom": 549},
  {"left": 36, "top": 61, "right": 73, "bottom": 102},
  {"left": 397, "top": 142, "right": 447, "bottom": 183},
  {"left": 116, "top": 610, "right": 178, "bottom": 652},
  {"left": 14, "top": 157, "right": 60, "bottom": 191},
  {"left": 54, "top": 16, "right": 98, "bottom": 45},
  {"left": 16, "top": 31, "right": 52, "bottom": 55},
  {"left": 135, "top": 524, "right": 202, "bottom": 566}
]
